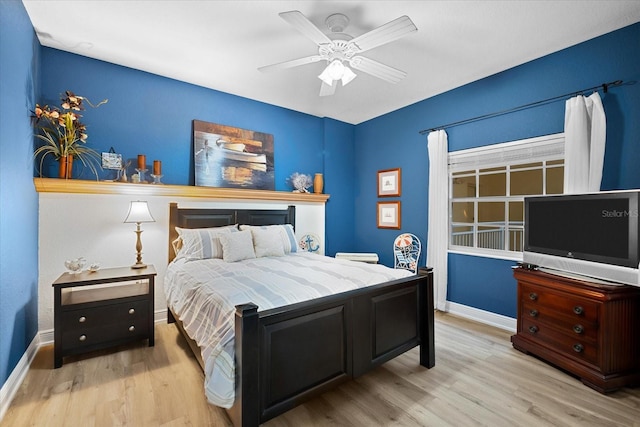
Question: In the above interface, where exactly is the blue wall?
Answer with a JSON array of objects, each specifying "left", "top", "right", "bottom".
[
  {"left": 0, "top": 0, "right": 40, "bottom": 387},
  {"left": 323, "top": 118, "right": 356, "bottom": 254},
  {"left": 354, "top": 23, "right": 640, "bottom": 317},
  {"left": 37, "top": 49, "right": 357, "bottom": 256}
]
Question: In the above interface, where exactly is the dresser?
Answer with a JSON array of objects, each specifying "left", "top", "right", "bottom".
[
  {"left": 510, "top": 267, "right": 640, "bottom": 393},
  {"left": 53, "top": 265, "right": 156, "bottom": 368}
]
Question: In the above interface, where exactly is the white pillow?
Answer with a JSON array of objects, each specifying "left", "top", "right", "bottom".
[
  {"left": 251, "top": 227, "right": 285, "bottom": 258},
  {"left": 175, "top": 225, "right": 237, "bottom": 260},
  {"left": 219, "top": 229, "right": 256, "bottom": 262},
  {"left": 239, "top": 224, "right": 299, "bottom": 253}
]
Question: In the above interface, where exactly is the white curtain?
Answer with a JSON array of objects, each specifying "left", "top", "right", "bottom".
[
  {"left": 427, "top": 130, "right": 448, "bottom": 311},
  {"left": 563, "top": 92, "right": 606, "bottom": 194}
]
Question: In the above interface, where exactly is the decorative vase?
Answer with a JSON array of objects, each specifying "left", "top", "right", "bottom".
[
  {"left": 313, "top": 173, "right": 324, "bottom": 194},
  {"left": 58, "top": 155, "right": 73, "bottom": 179}
]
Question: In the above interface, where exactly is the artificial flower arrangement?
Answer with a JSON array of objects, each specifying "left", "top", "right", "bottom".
[{"left": 32, "top": 90, "right": 107, "bottom": 179}]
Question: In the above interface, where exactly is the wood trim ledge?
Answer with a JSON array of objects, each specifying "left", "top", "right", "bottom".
[{"left": 34, "top": 178, "right": 330, "bottom": 203}]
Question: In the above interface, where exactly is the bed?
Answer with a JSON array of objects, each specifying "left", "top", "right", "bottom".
[{"left": 165, "top": 202, "right": 434, "bottom": 427}]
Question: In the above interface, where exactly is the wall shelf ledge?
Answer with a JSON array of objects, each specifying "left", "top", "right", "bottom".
[{"left": 33, "top": 178, "right": 330, "bottom": 203}]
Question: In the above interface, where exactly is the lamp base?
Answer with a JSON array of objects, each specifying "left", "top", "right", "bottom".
[{"left": 131, "top": 263, "right": 147, "bottom": 269}]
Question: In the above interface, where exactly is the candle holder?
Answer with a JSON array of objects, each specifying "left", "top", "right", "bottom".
[
  {"left": 150, "top": 174, "right": 164, "bottom": 184},
  {"left": 135, "top": 168, "right": 148, "bottom": 183}
]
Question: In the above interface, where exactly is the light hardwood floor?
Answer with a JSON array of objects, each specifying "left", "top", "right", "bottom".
[{"left": 3, "top": 313, "right": 639, "bottom": 426}]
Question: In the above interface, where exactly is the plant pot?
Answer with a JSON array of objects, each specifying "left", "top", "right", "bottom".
[{"left": 58, "top": 155, "right": 73, "bottom": 179}]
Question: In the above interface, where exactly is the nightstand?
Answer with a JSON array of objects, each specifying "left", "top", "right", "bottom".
[{"left": 52, "top": 265, "right": 156, "bottom": 368}]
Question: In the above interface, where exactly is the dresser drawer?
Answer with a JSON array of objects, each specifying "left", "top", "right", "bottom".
[
  {"left": 521, "top": 317, "right": 598, "bottom": 365},
  {"left": 521, "top": 300, "right": 598, "bottom": 342},
  {"left": 520, "top": 283, "right": 600, "bottom": 323}
]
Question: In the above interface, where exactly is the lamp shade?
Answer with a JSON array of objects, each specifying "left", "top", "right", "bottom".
[{"left": 124, "top": 201, "right": 155, "bottom": 223}]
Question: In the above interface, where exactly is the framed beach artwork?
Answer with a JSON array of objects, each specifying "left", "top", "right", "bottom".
[
  {"left": 377, "top": 201, "right": 401, "bottom": 229},
  {"left": 377, "top": 168, "right": 401, "bottom": 197},
  {"left": 193, "top": 120, "right": 275, "bottom": 190}
]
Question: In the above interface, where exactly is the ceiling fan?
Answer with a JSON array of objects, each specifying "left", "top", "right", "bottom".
[{"left": 259, "top": 10, "right": 417, "bottom": 96}]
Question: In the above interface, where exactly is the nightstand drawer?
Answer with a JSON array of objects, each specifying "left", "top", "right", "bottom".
[
  {"left": 61, "top": 318, "right": 149, "bottom": 350},
  {"left": 61, "top": 300, "right": 149, "bottom": 350},
  {"left": 61, "top": 299, "right": 148, "bottom": 331}
]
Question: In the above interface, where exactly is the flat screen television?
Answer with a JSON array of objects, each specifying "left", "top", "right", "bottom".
[{"left": 523, "top": 190, "right": 640, "bottom": 286}]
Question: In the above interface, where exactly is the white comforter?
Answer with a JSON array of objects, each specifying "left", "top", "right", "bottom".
[{"left": 163, "top": 252, "right": 413, "bottom": 408}]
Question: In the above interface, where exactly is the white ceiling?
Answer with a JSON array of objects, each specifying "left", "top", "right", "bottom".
[{"left": 22, "top": 1, "right": 640, "bottom": 125}]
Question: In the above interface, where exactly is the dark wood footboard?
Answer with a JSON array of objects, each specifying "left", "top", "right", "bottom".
[{"left": 230, "top": 271, "right": 434, "bottom": 427}]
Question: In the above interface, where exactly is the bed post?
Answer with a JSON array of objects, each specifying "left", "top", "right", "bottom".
[
  {"left": 419, "top": 268, "right": 435, "bottom": 368},
  {"left": 230, "top": 303, "right": 260, "bottom": 427},
  {"left": 287, "top": 205, "right": 295, "bottom": 229}
]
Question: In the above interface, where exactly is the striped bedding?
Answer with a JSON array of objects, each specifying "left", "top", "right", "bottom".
[{"left": 163, "top": 252, "right": 413, "bottom": 408}]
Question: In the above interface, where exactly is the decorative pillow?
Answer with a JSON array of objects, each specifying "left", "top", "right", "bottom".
[
  {"left": 239, "top": 224, "right": 299, "bottom": 253},
  {"left": 219, "top": 229, "right": 256, "bottom": 262},
  {"left": 174, "top": 225, "right": 237, "bottom": 260},
  {"left": 251, "top": 227, "right": 285, "bottom": 258}
]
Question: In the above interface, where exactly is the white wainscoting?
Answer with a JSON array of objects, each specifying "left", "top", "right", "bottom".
[{"left": 37, "top": 190, "right": 326, "bottom": 333}]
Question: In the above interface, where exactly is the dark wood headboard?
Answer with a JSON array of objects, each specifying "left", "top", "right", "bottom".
[{"left": 168, "top": 202, "right": 296, "bottom": 263}]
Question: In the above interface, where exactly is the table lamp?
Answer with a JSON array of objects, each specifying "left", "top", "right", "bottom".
[{"left": 124, "top": 200, "right": 155, "bottom": 269}]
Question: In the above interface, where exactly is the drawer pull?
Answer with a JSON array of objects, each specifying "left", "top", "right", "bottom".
[
  {"left": 529, "top": 309, "right": 538, "bottom": 317},
  {"left": 528, "top": 325, "right": 538, "bottom": 334},
  {"left": 78, "top": 316, "right": 86, "bottom": 323},
  {"left": 573, "top": 324, "right": 584, "bottom": 334},
  {"left": 529, "top": 293, "right": 538, "bottom": 301},
  {"left": 79, "top": 335, "right": 87, "bottom": 342},
  {"left": 129, "top": 325, "right": 135, "bottom": 332},
  {"left": 573, "top": 306, "right": 584, "bottom": 315},
  {"left": 573, "top": 343, "right": 584, "bottom": 353},
  {"left": 128, "top": 308, "right": 135, "bottom": 315}
]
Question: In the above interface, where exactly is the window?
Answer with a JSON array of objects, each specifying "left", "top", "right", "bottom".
[{"left": 449, "top": 133, "right": 564, "bottom": 259}]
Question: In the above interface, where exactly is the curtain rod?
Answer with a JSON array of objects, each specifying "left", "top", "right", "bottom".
[{"left": 418, "top": 79, "right": 628, "bottom": 135}]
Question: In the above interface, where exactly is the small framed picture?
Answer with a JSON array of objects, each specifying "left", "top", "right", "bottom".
[
  {"left": 101, "top": 150, "right": 123, "bottom": 170},
  {"left": 377, "top": 168, "right": 401, "bottom": 197},
  {"left": 377, "top": 201, "right": 401, "bottom": 229}
]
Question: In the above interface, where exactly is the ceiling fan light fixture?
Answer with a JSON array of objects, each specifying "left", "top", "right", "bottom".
[
  {"left": 318, "top": 59, "right": 356, "bottom": 86},
  {"left": 318, "top": 65, "right": 335, "bottom": 86},
  {"left": 341, "top": 66, "right": 357, "bottom": 86}
]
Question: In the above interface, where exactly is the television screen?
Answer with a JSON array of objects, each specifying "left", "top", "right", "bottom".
[{"left": 525, "top": 192, "right": 639, "bottom": 269}]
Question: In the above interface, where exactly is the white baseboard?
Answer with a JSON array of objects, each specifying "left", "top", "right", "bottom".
[
  {"left": 0, "top": 334, "right": 40, "bottom": 422},
  {"left": 446, "top": 301, "right": 517, "bottom": 332},
  {"left": 154, "top": 308, "right": 167, "bottom": 324},
  {"left": 38, "top": 328, "right": 54, "bottom": 345}
]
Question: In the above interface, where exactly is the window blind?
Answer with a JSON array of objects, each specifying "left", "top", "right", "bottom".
[{"left": 449, "top": 133, "right": 564, "bottom": 172}]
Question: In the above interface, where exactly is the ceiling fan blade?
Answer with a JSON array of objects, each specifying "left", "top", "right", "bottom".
[
  {"left": 350, "top": 16, "right": 417, "bottom": 52},
  {"left": 319, "top": 81, "right": 336, "bottom": 97},
  {"left": 279, "top": 10, "right": 332, "bottom": 46},
  {"left": 349, "top": 56, "right": 407, "bottom": 84},
  {"left": 259, "top": 55, "right": 323, "bottom": 72}
]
